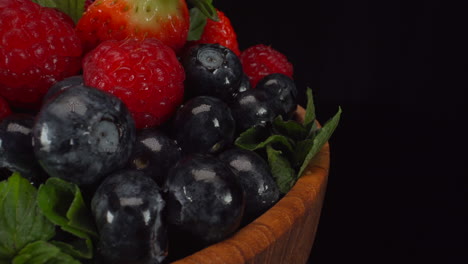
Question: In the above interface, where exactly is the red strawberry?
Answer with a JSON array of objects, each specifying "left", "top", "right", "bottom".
[
  {"left": 190, "top": 9, "right": 240, "bottom": 56},
  {"left": 0, "top": 0, "right": 82, "bottom": 109},
  {"left": 0, "top": 96, "right": 11, "bottom": 121},
  {"left": 76, "top": 0, "right": 190, "bottom": 53},
  {"left": 240, "top": 44, "right": 294, "bottom": 88},
  {"left": 83, "top": 38, "right": 185, "bottom": 129},
  {"left": 84, "top": 0, "right": 94, "bottom": 10}
]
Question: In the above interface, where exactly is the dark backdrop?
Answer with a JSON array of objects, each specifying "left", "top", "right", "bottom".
[{"left": 216, "top": 0, "right": 467, "bottom": 262}]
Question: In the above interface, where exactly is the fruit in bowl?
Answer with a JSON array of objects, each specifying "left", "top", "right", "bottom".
[{"left": 0, "top": 0, "right": 341, "bottom": 263}]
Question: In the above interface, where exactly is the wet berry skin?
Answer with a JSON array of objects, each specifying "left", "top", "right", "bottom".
[
  {"left": 229, "top": 88, "right": 278, "bottom": 133},
  {"left": 256, "top": 73, "right": 298, "bottom": 119},
  {"left": 42, "top": 75, "right": 84, "bottom": 104},
  {"left": 182, "top": 44, "right": 243, "bottom": 102},
  {"left": 165, "top": 154, "right": 245, "bottom": 256},
  {"left": 219, "top": 148, "right": 280, "bottom": 225},
  {"left": 0, "top": 114, "right": 46, "bottom": 183},
  {"left": 127, "top": 128, "right": 182, "bottom": 187},
  {"left": 172, "top": 96, "right": 235, "bottom": 155},
  {"left": 32, "top": 85, "right": 136, "bottom": 186},
  {"left": 91, "top": 170, "right": 167, "bottom": 264},
  {"left": 228, "top": 73, "right": 251, "bottom": 102}
]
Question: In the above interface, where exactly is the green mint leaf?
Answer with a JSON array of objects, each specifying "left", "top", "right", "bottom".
[
  {"left": 0, "top": 173, "right": 55, "bottom": 261},
  {"left": 189, "top": 0, "right": 219, "bottom": 21},
  {"left": 188, "top": 7, "right": 208, "bottom": 41},
  {"left": 37, "top": 178, "right": 97, "bottom": 259},
  {"left": 292, "top": 138, "right": 314, "bottom": 169},
  {"left": 12, "top": 241, "right": 80, "bottom": 264},
  {"left": 272, "top": 115, "right": 308, "bottom": 141},
  {"left": 50, "top": 239, "right": 93, "bottom": 259},
  {"left": 237, "top": 133, "right": 294, "bottom": 153},
  {"left": 266, "top": 145, "right": 296, "bottom": 194},
  {"left": 297, "top": 107, "right": 342, "bottom": 178},
  {"left": 31, "top": 0, "right": 85, "bottom": 24},
  {"left": 234, "top": 125, "right": 271, "bottom": 149},
  {"left": 303, "top": 87, "right": 317, "bottom": 131},
  {"left": 37, "top": 178, "right": 97, "bottom": 238}
]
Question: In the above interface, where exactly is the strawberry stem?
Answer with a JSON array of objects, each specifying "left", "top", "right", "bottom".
[{"left": 189, "top": 0, "right": 219, "bottom": 21}]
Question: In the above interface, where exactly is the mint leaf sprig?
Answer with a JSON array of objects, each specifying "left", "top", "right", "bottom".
[
  {"left": 0, "top": 173, "right": 97, "bottom": 263},
  {"left": 37, "top": 177, "right": 98, "bottom": 260},
  {"left": 188, "top": 0, "right": 219, "bottom": 41},
  {"left": 235, "top": 87, "right": 342, "bottom": 194},
  {"left": 31, "top": 0, "right": 85, "bottom": 24},
  {"left": 0, "top": 173, "right": 55, "bottom": 262}
]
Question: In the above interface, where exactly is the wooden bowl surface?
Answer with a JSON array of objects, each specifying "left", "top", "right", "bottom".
[{"left": 172, "top": 107, "right": 330, "bottom": 264}]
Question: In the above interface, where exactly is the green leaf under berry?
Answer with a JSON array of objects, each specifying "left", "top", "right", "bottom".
[
  {"left": 12, "top": 241, "right": 80, "bottom": 264},
  {"left": 266, "top": 145, "right": 296, "bottom": 194},
  {"left": 235, "top": 124, "right": 295, "bottom": 153},
  {"left": 31, "top": 0, "right": 85, "bottom": 24},
  {"left": 272, "top": 115, "right": 309, "bottom": 141},
  {"left": 297, "top": 107, "right": 342, "bottom": 178},
  {"left": 234, "top": 85, "right": 341, "bottom": 195},
  {"left": 37, "top": 177, "right": 97, "bottom": 259},
  {"left": 188, "top": 7, "right": 209, "bottom": 41},
  {"left": 189, "top": 0, "right": 219, "bottom": 21},
  {"left": 292, "top": 138, "right": 315, "bottom": 169},
  {"left": 0, "top": 173, "right": 55, "bottom": 262},
  {"left": 50, "top": 239, "right": 93, "bottom": 260}
]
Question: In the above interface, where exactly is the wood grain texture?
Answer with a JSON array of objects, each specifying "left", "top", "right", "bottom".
[{"left": 172, "top": 107, "right": 330, "bottom": 264}]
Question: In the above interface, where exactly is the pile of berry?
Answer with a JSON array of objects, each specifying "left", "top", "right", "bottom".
[{"left": 0, "top": 0, "right": 339, "bottom": 263}]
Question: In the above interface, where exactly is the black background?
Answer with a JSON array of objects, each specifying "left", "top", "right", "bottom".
[{"left": 216, "top": 0, "right": 467, "bottom": 262}]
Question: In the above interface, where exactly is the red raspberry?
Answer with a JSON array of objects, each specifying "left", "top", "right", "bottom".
[
  {"left": 0, "top": 0, "right": 82, "bottom": 109},
  {"left": 240, "top": 44, "right": 294, "bottom": 88},
  {"left": 191, "top": 10, "right": 240, "bottom": 56},
  {"left": 83, "top": 38, "right": 185, "bottom": 129},
  {"left": 0, "top": 96, "right": 11, "bottom": 121}
]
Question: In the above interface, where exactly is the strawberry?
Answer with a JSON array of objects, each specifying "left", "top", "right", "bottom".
[
  {"left": 84, "top": 0, "right": 94, "bottom": 10},
  {"left": 189, "top": 9, "right": 240, "bottom": 56},
  {"left": 76, "top": 0, "right": 190, "bottom": 53}
]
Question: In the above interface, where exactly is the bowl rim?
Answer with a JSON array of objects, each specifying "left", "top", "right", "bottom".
[{"left": 172, "top": 106, "right": 331, "bottom": 264}]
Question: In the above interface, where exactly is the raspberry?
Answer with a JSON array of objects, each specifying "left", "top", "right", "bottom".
[
  {"left": 0, "top": 96, "right": 11, "bottom": 121},
  {"left": 191, "top": 10, "right": 240, "bottom": 56},
  {"left": 240, "top": 44, "right": 294, "bottom": 88},
  {"left": 83, "top": 38, "right": 185, "bottom": 129},
  {"left": 0, "top": 0, "right": 82, "bottom": 109}
]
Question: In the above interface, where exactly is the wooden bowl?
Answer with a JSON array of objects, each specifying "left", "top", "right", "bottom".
[{"left": 172, "top": 106, "right": 331, "bottom": 264}]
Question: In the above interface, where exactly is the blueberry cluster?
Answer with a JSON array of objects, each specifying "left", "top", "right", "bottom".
[{"left": 0, "top": 43, "right": 298, "bottom": 263}]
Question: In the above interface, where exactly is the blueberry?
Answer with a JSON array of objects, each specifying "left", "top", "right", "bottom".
[
  {"left": 43, "top": 75, "right": 84, "bottom": 104},
  {"left": 256, "top": 73, "right": 298, "bottom": 119},
  {"left": 32, "top": 85, "right": 136, "bottom": 186},
  {"left": 229, "top": 88, "right": 278, "bottom": 133},
  {"left": 0, "top": 114, "right": 46, "bottom": 184},
  {"left": 219, "top": 148, "right": 280, "bottom": 225},
  {"left": 127, "top": 128, "right": 182, "bottom": 187},
  {"left": 182, "top": 44, "right": 243, "bottom": 102},
  {"left": 172, "top": 96, "right": 235, "bottom": 155},
  {"left": 165, "top": 154, "right": 245, "bottom": 257},
  {"left": 91, "top": 170, "right": 166, "bottom": 264},
  {"left": 229, "top": 73, "right": 251, "bottom": 102}
]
